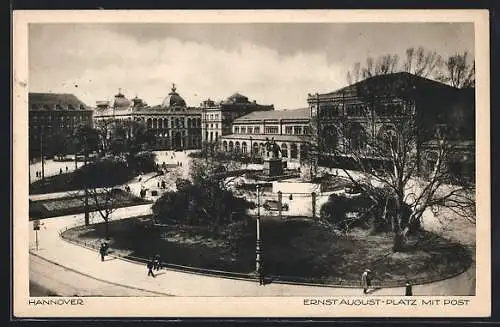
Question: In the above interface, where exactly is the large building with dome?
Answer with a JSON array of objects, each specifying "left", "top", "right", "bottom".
[{"left": 93, "top": 84, "right": 202, "bottom": 150}]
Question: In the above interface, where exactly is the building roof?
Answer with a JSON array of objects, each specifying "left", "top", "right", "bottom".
[
  {"left": 29, "top": 92, "right": 88, "bottom": 110},
  {"left": 308, "top": 72, "right": 460, "bottom": 102},
  {"left": 234, "top": 108, "right": 310, "bottom": 122},
  {"left": 161, "top": 84, "right": 186, "bottom": 108},
  {"left": 223, "top": 93, "right": 249, "bottom": 104},
  {"left": 113, "top": 92, "right": 133, "bottom": 109}
]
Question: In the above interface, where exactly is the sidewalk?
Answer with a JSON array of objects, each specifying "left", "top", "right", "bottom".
[{"left": 28, "top": 204, "right": 475, "bottom": 297}]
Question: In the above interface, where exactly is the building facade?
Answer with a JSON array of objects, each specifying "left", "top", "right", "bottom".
[
  {"left": 93, "top": 85, "right": 202, "bottom": 150},
  {"left": 29, "top": 92, "right": 93, "bottom": 159},
  {"left": 306, "top": 72, "right": 475, "bottom": 180},
  {"left": 200, "top": 93, "right": 274, "bottom": 146},
  {"left": 219, "top": 108, "right": 311, "bottom": 164}
]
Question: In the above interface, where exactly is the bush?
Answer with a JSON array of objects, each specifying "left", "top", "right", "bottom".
[
  {"left": 132, "top": 151, "right": 157, "bottom": 173},
  {"left": 72, "top": 156, "right": 133, "bottom": 188}
]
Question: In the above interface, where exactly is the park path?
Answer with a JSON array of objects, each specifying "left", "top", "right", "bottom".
[{"left": 28, "top": 204, "right": 475, "bottom": 297}]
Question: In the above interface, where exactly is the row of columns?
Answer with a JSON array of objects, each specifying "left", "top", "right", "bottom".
[{"left": 221, "top": 139, "right": 306, "bottom": 161}]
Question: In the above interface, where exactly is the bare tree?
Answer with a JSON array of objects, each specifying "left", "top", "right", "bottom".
[
  {"left": 437, "top": 51, "right": 475, "bottom": 88},
  {"left": 325, "top": 118, "right": 475, "bottom": 252},
  {"left": 347, "top": 46, "right": 444, "bottom": 85},
  {"left": 403, "top": 46, "right": 444, "bottom": 78}
]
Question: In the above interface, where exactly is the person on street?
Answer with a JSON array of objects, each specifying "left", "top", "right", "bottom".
[
  {"left": 361, "top": 269, "right": 372, "bottom": 294},
  {"left": 99, "top": 243, "right": 107, "bottom": 261},
  {"left": 154, "top": 254, "right": 161, "bottom": 271},
  {"left": 59, "top": 168, "right": 63, "bottom": 174},
  {"left": 405, "top": 280, "right": 413, "bottom": 296},
  {"left": 147, "top": 259, "right": 156, "bottom": 277},
  {"left": 65, "top": 166, "right": 68, "bottom": 172}
]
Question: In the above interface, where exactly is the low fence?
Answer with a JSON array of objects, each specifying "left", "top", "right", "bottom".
[{"left": 55, "top": 214, "right": 471, "bottom": 289}]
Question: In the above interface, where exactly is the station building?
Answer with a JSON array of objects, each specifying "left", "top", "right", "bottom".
[{"left": 93, "top": 85, "right": 202, "bottom": 150}]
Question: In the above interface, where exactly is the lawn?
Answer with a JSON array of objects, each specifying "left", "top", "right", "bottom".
[
  {"left": 61, "top": 215, "right": 472, "bottom": 286},
  {"left": 29, "top": 189, "right": 152, "bottom": 219}
]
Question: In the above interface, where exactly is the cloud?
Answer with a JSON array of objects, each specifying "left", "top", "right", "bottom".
[
  {"left": 29, "top": 26, "right": 346, "bottom": 108},
  {"left": 29, "top": 23, "right": 474, "bottom": 109}
]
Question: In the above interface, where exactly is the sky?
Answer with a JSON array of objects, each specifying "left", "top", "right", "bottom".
[{"left": 29, "top": 23, "right": 474, "bottom": 109}]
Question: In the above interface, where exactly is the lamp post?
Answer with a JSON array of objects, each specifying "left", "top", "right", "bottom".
[{"left": 255, "top": 184, "right": 262, "bottom": 273}]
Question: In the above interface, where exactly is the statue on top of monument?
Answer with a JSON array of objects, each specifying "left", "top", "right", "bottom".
[{"left": 265, "top": 137, "right": 282, "bottom": 159}]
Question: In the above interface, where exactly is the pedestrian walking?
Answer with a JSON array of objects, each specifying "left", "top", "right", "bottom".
[
  {"left": 405, "top": 280, "right": 413, "bottom": 296},
  {"left": 99, "top": 243, "right": 107, "bottom": 262},
  {"left": 59, "top": 168, "right": 63, "bottom": 174},
  {"left": 361, "top": 269, "right": 372, "bottom": 294},
  {"left": 154, "top": 254, "right": 161, "bottom": 271},
  {"left": 147, "top": 259, "right": 156, "bottom": 277},
  {"left": 65, "top": 166, "right": 68, "bottom": 172}
]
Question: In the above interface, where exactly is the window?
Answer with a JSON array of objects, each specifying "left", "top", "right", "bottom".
[
  {"left": 235, "top": 141, "right": 240, "bottom": 152},
  {"left": 285, "top": 126, "right": 293, "bottom": 134},
  {"left": 210, "top": 132, "right": 213, "bottom": 142},
  {"left": 242, "top": 142, "right": 247, "bottom": 153},
  {"left": 294, "top": 126, "right": 303, "bottom": 135},
  {"left": 210, "top": 124, "right": 213, "bottom": 128},
  {"left": 241, "top": 127, "right": 246, "bottom": 134},
  {"left": 223, "top": 141, "right": 228, "bottom": 152},
  {"left": 215, "top": 114, "right": 219, "bottom": 120},
  {"left": 304, "top": 126, "right": 310, "bottom": 135},
  {"left": 215, "top": 132, "right": 218, "bottom": 140},
  {"left": 247, "top": 127, "right": 253, "bottom": 134},
  {"left": 264, "top": 126, "right": 279, "bottom": 134},
  {"left": 290, "top": 143, "right": 298, "bottom": 159},
  {"left": 281, "top": 143, "right": 288, "bottom": 158},
  {"left": 234, "top": 126, "right": 240, "bottom": 134}
]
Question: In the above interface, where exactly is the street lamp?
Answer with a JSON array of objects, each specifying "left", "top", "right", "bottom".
[{"left": 255, "top": 184, "right": 262, "bottom": 273}]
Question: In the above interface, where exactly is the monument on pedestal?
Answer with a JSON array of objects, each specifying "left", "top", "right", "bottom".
[{"left": 263, "top": 138, "right": 283, "bottom": 177}]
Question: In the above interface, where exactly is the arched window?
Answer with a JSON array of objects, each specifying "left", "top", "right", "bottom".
[
  {"left": 242, "top": 142, "right": 247, "bottom": 153},
  {"left": 235, "top": 141, "right": 240, "bottom": 152},
  {"left": 348, "top": 123, "right": 367, "bottom": 151},
  {"left": 281, "top": 143, "right": 288, "bottom": 158},
  {"left": 290, "top": 143, "right": 298, "bottom": 159},
  {"left": 253, "top": 142, "right": 259, "bottom": 155},
  {"left": 322, "top": 126, "right": 338, "bottom": 151},
  {"left": 228, "top": 141, "right": 234, "bottom": 152},
  {"left": 377, "top": 124, "right": 398, "bottom": 152},
  {"left": 223, "top": 141, "right": 228, "bottom": 152},
  {"left": 300, "top": 144, "right": 309, "bottom": 161},
  {"left": 147, "top": 118, "right": 152, "bottom": 129}
]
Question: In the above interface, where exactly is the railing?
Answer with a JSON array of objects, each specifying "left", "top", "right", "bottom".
[{"left": 55, "top": 219, "right": 471, "bottom": 289}]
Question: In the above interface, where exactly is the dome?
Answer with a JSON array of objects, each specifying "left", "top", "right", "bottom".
[
  {"left": 161, "top": 84, "right": 186, "bottom": 108},
  {"left": 113, "top": 90, "right": 132, "bottom": 109}
]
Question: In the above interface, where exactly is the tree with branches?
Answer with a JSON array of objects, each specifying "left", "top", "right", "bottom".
[
  {"left": 322, "top": 110, "right": 474, "bottom": 252},
  {"left": 437, "top": 51, "right": 475, "bottom": 88}
]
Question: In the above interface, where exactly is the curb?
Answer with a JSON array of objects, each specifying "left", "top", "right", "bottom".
[
  {"left": 59, "top": 222, "right": 475, "bottom": 290},
  {"left": 29, "top": 251, "right": 173, "bottom": 297}
]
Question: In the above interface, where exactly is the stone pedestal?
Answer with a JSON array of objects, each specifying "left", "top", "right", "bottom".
[{"left": 263, "top": 158, "right": 283, "bottom": 177}]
